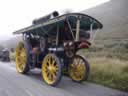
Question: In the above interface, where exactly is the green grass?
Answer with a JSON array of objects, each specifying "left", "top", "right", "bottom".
[
  {"left": 81, "top": 40, "right": 128, "bottom": 92},
  {"left": 87, "top": 56, "right": 128, "bottom": 92}
]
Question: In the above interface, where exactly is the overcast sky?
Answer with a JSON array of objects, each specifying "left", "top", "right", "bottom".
[{"left": 0, "top": 0, "right": 110, "bottom": 41}]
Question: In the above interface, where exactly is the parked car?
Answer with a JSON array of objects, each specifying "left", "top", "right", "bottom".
[{"left": 0, "top": 49, "right": 10, "bottom": 62}]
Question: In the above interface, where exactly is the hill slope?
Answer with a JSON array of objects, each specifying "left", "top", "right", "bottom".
[{"left": 82, "top": 0, "right": 128, "bottom": 40}]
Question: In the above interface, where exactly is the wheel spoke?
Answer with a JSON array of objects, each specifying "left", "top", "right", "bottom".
[
  {"left": 49, "top": 73, "right": 53, "bottom": 81},
  {"left": 52, "top": 59, "right": 56, "bottom": 66},
  {"left": 47, "top": 57, "right": 52, "bottom": 65},
  {"left": 52, "top": 72, "right": 57, "bottom": 80}
]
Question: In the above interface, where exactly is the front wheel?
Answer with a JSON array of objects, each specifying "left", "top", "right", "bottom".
[
  {"left": 69, "top": 55, "right": 90, "bottom": 82},
  {"left": 15, "top": 42, "right": 30, "bottom": 74},
  {"left": 42, "top": 53, "right": 62, "bottom": 86}
]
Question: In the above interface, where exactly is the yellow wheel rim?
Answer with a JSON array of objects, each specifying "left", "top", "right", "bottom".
[
  {"left": 42, "top": 55, "right": 59, "bottom": 85},
  {"left": 15, "top": 42, "right": 27, "bottom": 73},
  {"left": 69, "top": 56, "right": 86, "bottom": 81}
]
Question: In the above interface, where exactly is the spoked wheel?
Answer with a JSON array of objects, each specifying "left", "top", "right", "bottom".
[
  {"left": 69, "top": 55, "right": 90, "bottom": 82},
  {"left": 42, "top": 53, "right": 62, "bottom": 86},
  {"left": 15, "top": 42, "right": 29, "bottom": 74}
]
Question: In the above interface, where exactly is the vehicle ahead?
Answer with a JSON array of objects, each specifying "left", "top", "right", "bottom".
[
  {"left": 13, "top": 11, "right": 103, "bottom": 86},
  {"left": 0, "top": 49, "right": 10, "bottom": 62}
]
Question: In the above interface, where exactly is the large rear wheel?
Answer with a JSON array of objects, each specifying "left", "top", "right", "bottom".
[
  {"left": 15, "top": 42, "right": 30, "bottom": 74},
  {"left": 42, "top": 53, "right": 62, "bottom": 86},
  {"left": 69, "top": 55, "right": 90, "bottom": 82}
]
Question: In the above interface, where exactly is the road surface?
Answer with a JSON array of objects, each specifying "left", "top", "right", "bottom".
[{"left": 0, "top": 62, "right": 127, "bottom": 96}]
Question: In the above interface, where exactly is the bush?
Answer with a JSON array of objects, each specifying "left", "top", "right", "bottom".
[{"left": 10, "top": 52, "right": 15, "bottom": 61}]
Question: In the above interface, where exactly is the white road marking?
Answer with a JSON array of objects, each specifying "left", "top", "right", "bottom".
[{"left": 25, "top": 90, "right": 34, "bottom": 96}]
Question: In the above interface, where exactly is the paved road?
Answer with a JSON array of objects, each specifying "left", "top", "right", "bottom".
[{"left": 0, "top": 62, "right": 127, "bottom": 96}]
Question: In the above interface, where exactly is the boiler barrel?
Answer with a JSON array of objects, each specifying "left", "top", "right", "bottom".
[{"left": 32, "top": 11, "right": 59, "bottom": 25}]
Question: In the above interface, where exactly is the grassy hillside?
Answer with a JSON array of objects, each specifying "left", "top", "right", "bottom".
[{"left": 82, "top": 0, "right": 128, "bottom": 91}]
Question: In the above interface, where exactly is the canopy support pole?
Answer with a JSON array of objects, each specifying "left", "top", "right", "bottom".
[
  {"left": 90, "top": 23, "right": 98, "bottom": 44},
  {"left": 56, "top": 24, "right": 59, "bottom": 45},
  {"left": 76, "top": 17, "right": 80, "bottom": 41},
  {"left": 66, "top": 18, "right": 75, "bottom": 40},
  {"left": 90, "top": 23, "right": 93, "bottom": 38}
]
